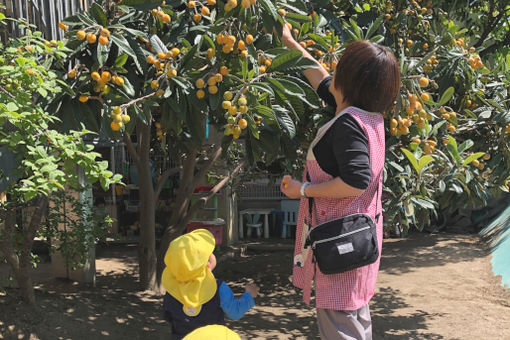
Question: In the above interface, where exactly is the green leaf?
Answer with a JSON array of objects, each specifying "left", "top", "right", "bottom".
[
  {"left": 281, "top": 75, "right": 320, "bottom": 108},
  {"left": 111, "top": 33, "right": 142, "bottom": 73},
  {"left": 114, "top": 54, "right": 129, "bottom": 68},
  {"left": 438, "top": 87, "right": 454, "bottom": 106},
  {"left": 149, "top": 34, "right": 168, "bottom": 54},
  {"left": 268, "top": 49, "right": 303, "bottom": 72},
  {"left": 410, "top": 196, "right": 436, "bottom": 209},
  {"left": 269, "top": 78, "right": 305, "bottom": 97},
  {"left": 461, "top": 152, "right": 485, "bottom": 167},
  {"left": 365, "top": 15, "right": 384, "bottom": 39},
  {"left": 349, "top": 18, "right": 363, "bottom": 40},
  {"left": 401, "top": 148, "right": 419, "bottom": 174},
  {"left": 90, "top": 3, "right": 107, "bottom": 26},
  {"left": 121, "top": 0, "right": 160, "bottom": 10},
  {"left": 6, "top": 102, "right": 19, "bottom": 112},
  {"left": 275, "top": 109, "right": 296, "bottom": 138},
  {"left": 429, "top": 120, "right": 446, "bottom": 136},
  {"left": 97, "top": 40, "right": 111, "bottom": 67},
  {"left": 258, "top": 0, "right": 277, "bottom": 21},
  {"left": 389, "top": 161, "right": 404, "bottom": 172},
  {"left": 446, "top": 135, "right": 461, "bottom": 165},
  {"left": 417, "top": 155, "right": 434, "bottom": 173},
  {"left": 439, "top": 180, "right": 446, "bottom": 193},
  {"left": 307, "top": 33, "right": 329, "bottom": 48},
  {"left": 458, "top": 139, "right": 474, "bottom": 153},
  {"left": 286, "top": 12, "right": 312, "bottom": 23}
]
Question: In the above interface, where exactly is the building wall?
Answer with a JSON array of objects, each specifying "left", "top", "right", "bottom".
[{"left": 1, "top": 0, "right": 93, "bottom": 41}]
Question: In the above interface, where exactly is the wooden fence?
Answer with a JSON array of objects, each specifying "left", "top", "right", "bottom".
[{"left": 0, "top": 0, "right": 93, "bottom": 41}]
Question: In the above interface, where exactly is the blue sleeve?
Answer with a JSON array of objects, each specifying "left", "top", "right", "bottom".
[{"left": 218, "top": 281, "right": 255, "bottom": 320}]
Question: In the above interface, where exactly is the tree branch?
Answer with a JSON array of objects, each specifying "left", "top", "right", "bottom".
[
  {"left": 0, "top": 208, "right": 20, "bottom": 272},
  {"left": 168, "top": 146, "right": 199, "bottom": 227},
  {"left": 22, "top": 196, "right": 48, "bottom": 257},
  {"left": 473, "top": 1, "right": 504, "bottom": 48},
  {"left": 191, "top": 145, "right": 223, "bottom": 191},
  {"left": 154, "top": 166, "right": 182, "bottom": 201},
  {"left": 480, "top": 28, "right": 510, "bottom": 58},
  {"left": 185, "top": 160, "right": 246, "bottom": 226},
  {"left": 0, "top": 85, "right": 15, "bottom": 98},
  {"left": 123, "top": 133, "right": 140, "bottom": 166},
  {"left": 139, "top": 121, "right": 151, "bottom": 164}
]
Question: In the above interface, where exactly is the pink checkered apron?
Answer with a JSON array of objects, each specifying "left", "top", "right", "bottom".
[{"left": 292, "top": 106, "right": 385, "bottom": 311}]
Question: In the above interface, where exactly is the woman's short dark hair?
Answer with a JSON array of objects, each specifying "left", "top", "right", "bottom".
[{"left": 334, "top": 41, "right": 401, "bottom": 113}]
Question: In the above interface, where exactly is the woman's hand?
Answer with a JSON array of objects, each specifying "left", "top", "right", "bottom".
[
  {"left": 280, "top": 175, "right": 302, "bottom": 199},
  {"left": 280, "top": 22, "right": 296, "bottom": 49}
]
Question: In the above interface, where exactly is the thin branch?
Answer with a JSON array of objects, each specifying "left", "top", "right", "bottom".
[
  {"left": 185, "top": 160, "right": 246, "bottom": 226},
  {"left": 123, "top": 133, "right": 140, "bottom": 166},
  {"left": 0, "top": 85, "right": 15, "bottom": 98},
  {"left": 23, "top": 196, "right": 48, "bottom": 252},
  {"left": 190, "top": 145, "right": 223, "bottom": 191},
  {"left": 168, "top": 146, "right": 198, "bottom": 227},
  {"left": 154, "top": 166, "right": 182, "bottom": 200},
  {"left": 120, "top": 92, "right": 156, "bottom": 111},
  {"left": 473, "top": 0, "right": 504, "bottom": 48}
]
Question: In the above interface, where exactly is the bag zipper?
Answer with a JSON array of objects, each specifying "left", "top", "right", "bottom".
[{"left": 311, "top": 226, "right": 371, "bottom": 249}]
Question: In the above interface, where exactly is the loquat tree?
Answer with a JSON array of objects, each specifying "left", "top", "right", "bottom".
[
  {"left": 51, "top": 0, "right": 322, "bottom": 290},
  {"left": 300, "top": 0, "right": 510, "bottom": 233}
]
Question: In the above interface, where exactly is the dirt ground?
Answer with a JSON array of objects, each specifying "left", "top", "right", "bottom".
[{"left": 1, "top": 232, "right": 509, "bottom": 340}]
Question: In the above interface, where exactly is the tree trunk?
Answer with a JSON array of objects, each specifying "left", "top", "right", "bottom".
[
  {"left": 0, "top": 197, "right": 47, "bottom": 305},
  {"left": 135, "top": 122, "right": 158, "bottom": 291},
  {"left": 16, "top": 254, "right": 36, "bottom": 304}
]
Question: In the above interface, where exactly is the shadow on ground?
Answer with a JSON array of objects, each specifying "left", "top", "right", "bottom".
[
  {"left": 379, "top": 232, "right": 487, "bottom": 275},
  {"left": 0, "top": 234, "right": 480, "bottom": 339}
]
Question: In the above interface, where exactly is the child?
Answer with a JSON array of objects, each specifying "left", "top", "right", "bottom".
[
  {"left": 162, "top": 229, "right": 259, "bottom": 340},
  {"left": 183, "top": 325, "right": 241, "bottom": 340}
]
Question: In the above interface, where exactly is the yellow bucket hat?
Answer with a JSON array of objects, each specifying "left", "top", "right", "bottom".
[
  {"left": 183, "top": 325, "right": 241, "bottom": 340},
  {"left": 162, "top": 229, "right": 217, "bottom": 308}
]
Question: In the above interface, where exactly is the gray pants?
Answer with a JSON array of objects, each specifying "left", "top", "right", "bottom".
[{"left": 317, "top": 304, "right": 372, "bottom": 340}]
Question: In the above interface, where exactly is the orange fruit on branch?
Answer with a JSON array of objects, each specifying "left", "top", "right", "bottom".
[{"left": 76, "top": 30, "right": 86, "bottom": 40}]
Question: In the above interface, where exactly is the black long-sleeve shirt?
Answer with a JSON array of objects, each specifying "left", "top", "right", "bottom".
[{"left": 311, "top": 76, "right": 371, "bottom": 190}]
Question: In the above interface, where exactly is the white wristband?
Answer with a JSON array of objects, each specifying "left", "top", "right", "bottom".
[{"left": 300, "top": 182, "right": 310, "bottom": 198}]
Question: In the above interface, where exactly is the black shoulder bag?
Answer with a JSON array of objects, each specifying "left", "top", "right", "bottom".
[{"left": 303, "top": 171, "right": 381, "bottom": 274}]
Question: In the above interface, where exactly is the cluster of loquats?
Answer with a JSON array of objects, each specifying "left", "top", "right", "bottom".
[
  {"left": 423, "top": 53, "right": 439, "bottom": 73},
  {"left": 469, "top": 153, "right": 490, "bottom": 171},
  {"left": 74, "top": 26, "right": 111, "bottom": 46},
  {"left": 222, "top": 0, "right": 256, "bottom": 12},
  {"left": 411, "top": 138, "right": 437, "bottom": 155},
  {"left": 505, "top": 123, "right": 510, "bottom": 135},
  {"left": 110, "top": 106, "right": 131, "bottom": 132},
  {"left": 222, "top": 91, "right": 249, "bottom": 139},
  {"left": 468, "top": 54, "right": 484, "bottom": 70},
  {"left": 216, "top": 32, "right": 250, "bottom": 55},
  {"left": 256, "top": 54, "right": 272, "bottom": 74},
  {"left": 453, "top": 37, "right": 483, "bottom": 70},
  {"left": 151, "top": 7, "right": 171, "bottom": 23},
  {"left": 74, "top": 69, "right": 125, "bottom": 103},
  {"left": 146, "top": 47, "right": 181, "bottom": 98},
  {"left": 195, "top": 66, "right": 228, "bottom": 99},
  {"left": 439, "top": 107, "right": 457, "bottom": 133},
  {"left": 155, "top": 122, "right": 165, "bottom": 140},
  {"left": 295, "top": 27, "right": 338, "bottom": 73},
  {"left": 187, "top": 0, "right": 217, "bottom": 22},
  {"left": 386, "top": 0, "right": 434, "bottom": 39}
]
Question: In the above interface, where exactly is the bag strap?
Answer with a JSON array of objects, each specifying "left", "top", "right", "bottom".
[{"left": 306, "top": 169, "right": 382, "bottom": 225}]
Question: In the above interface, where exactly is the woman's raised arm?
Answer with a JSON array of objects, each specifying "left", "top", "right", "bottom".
[{"left": 280, "top": 24, "right": 330, "bottom": 90}]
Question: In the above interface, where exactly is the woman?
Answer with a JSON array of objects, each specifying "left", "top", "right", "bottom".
[{"left": 279, "top": 25, "right": 401, "bottom": 340}]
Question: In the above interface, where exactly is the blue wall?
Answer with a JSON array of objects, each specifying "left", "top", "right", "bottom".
[{"left": 480, "top": 205, "right": 510, "bottom": 288}]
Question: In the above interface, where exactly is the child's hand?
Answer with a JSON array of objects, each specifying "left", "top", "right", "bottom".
[{"left": 245, "top": 283, "right": 259, "bottom": 299}]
